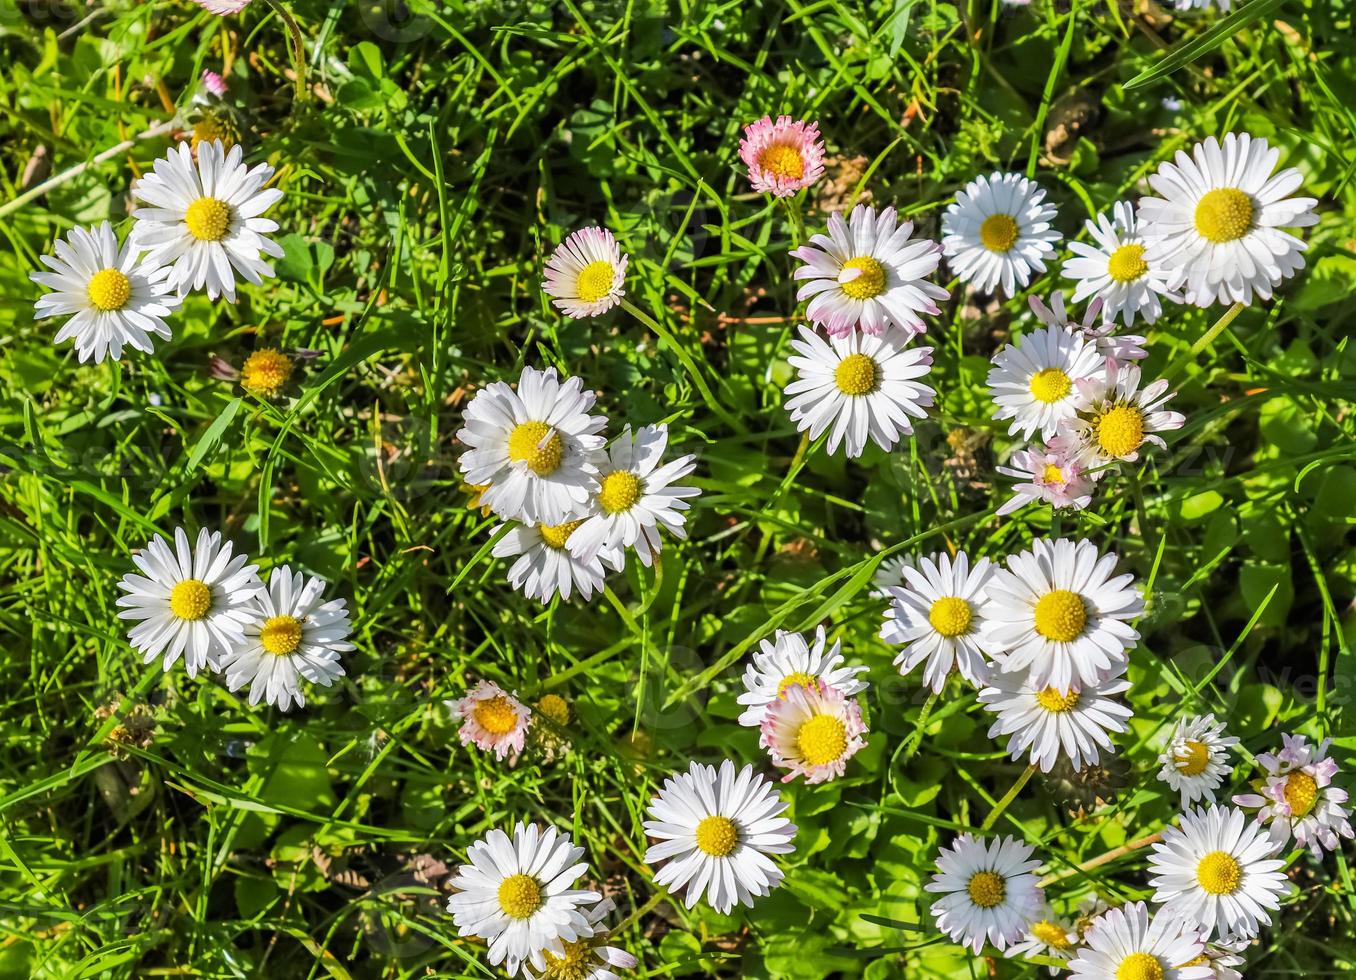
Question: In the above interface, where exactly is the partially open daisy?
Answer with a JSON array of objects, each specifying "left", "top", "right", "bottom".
[
  {"left": 987, "top": 322, "right": 1106, "bottom": 441},
  {"left": 1148, "top": 805, "right": 1288, "bottom": 940},
  {"left": 452, "top": 680, "right": 532, "bottom": 760},
  {"left": 941, "top": 172, "right": 1062, "bottom": 297},
  {"left": 130, "top": 140, "right": 283, "bottom": 301},
  {"left": 522, "top": 899, "right": 638, "bottom": 980},
  {"left": 1189, "top": 939, "right": 1247, "bottom": 980},
  {"left": 1060, "top": 361, "right": 1185, "bottom": 469},
  {"left": 492, "top": 520, "right": 621, "bottom": 604},
  {"left": 1067, "top": 901, "right": 1212, "bottom": 980},
  {"left": 1064, "top": 202, "right": 1179, "bottom": 326},
  {"left": 735, "top": 626, "right": 869, "bottom": 728},
  {"left": 446, "top": 822, "right": 600, "bottom": 976},
  {"left": 1233, "top": 733, "right": 1354, "bottom": 858},
  {"left": 542, "top": 227, "right": 628, "bottom": 319},
  {"left": 218, "top": 565, "right": 353, "bottom": 711},
  {"left": 784, "top": 325, "right": 934, "bottom": 458},
  {"left": 1005, "top": 906, "right": 1078, "bottom": 974},
  {"left": 115, "top": 526, "right": 260, "bottom": 678},
  {"left": 979, "top": 665, "right": 1133, "bottom": 773},
  {"left": 31, "top": 221, "right": 179, "bottom": 363},
  {"left": 983, "top": 537, "right": 1143, "bottom": 691},
  {"left": 456, "top": 366, "right": 607, "bottom": 525},
  {"left": 995, "top": 444, "right": 1094, "bottom": 517},
  {"left": 1030, "top": 291, "right": 1148, "bottom": 365},
  {"left": 1137, "top": 133, "right": 1318, "bottom": 307},
  {"left": 925, "top": 833, "right": 1042, "bottom": 954},
  {"left": 738, "top": 115, "right": 826, "bottom": 198},
  {"left": 760, "top": 682, "right": 868, "bottom": 784},
  {"left": 642, "top": 759, "right": 796, "bottom": 914},
  {"left": 789, "top": 204, "right": 947, "bottom": 336},
  {"left": 1157, "top": 714, "right": 1240, "bottom": 809},
  {"left": 879, "top": 550, "right": 997, "bottom": 693}
]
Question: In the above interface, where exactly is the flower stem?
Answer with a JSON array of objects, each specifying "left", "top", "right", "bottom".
[
  {"left": 980, "top": 764, "right": 1036, "bottom": 832},
  {"left": 899, "top": 690, "right": 940, "bottom": 764},
  {"left": 1037, "top": 830, "right": 1164, "bottom": 887},
  {"left": 1188, "top": 300, "right": 1247, "bottom": 360},
  {"left": 263, "top": 0, "right": 309, "bottom": 103},
  {"left": 621, "top": 298, "right": 745, "bottom": 432}
]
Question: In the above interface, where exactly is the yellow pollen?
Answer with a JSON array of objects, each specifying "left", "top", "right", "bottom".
[
  {"left": 1095, "top": 404, "right": 1146, "bottom": 458},
  {"left": 758, "top": 143, "right": 805, "bottom": 181},
  {"left": 538, "top": 519, "right": 584, "bottom": 550},
  {"left": 536, "top": 693, "right": 571, "bottom": 726},
  {"left": 1116, "top": 952, "right": 1164, "bottom": 980},
  {"left": 796, "top": 713, "right": 848, "bottom": 767},
  {"left": 1196, "top": 851, "right": 1242, "bottom": 896},
  {"left": 574, "top": 259, "right": 616, "bottom": 304},
  {"left": 184, "top": 196, "right": 232, "bottom": 242},
  {"left": 979, "top": 213, "right": 1019, "bottom": 252},
  {"left": 1031, "top": 920, "right": 1073, "bottom": 950},
  {"left": 1033, "top": 589, "right": 1087, "bottom": 642},
  {"left": 776, "top": 671, "right": 818, "bottom": 698},
  {"left": 1107, "top": 243, "right": 1149, "bottom": 283},
  {"left": 1041, "top": 463, "right": 1065, "bottom": 484},
  {"left": 966, "top": 871, "right": 1006, "bottom": 909},
  {"left": 1028, "top": 367, "right": 1072, "bottom": 404},
  {"left": 507, "top": 421, "right": 564, "bottom": 476},
  {"left": 473, "top": 695, "right": 521, "bottom": 736},
  {"left": 928, "top": 596, "right": 973, "bottom": 638},
  {"left": 1194, "top": 187, "right": 1255, "bottom": 244},
  {"left": 86, "top": 268, "right": 132, "bottom": 312},
  {"left": 541, "top": 939, "right": 593, "bottom": 980},
  {"left": 598, "top": 470, "right": 642, "bottom": 514},
  {"left": 240, "top": 348, "right": 294, "bottom": 398},
  {"left": 259, "top": 615, "right": 303, "bottom": 655},
  {"left": 1179, "top": 955, "right": 1209, "bottom": 968},
  {"left": 1284, "top": 771, "right": 1319, "bottom": 816},
  {"left": 839, "top": 256, "right": 887, "bottom": 300},
  {"left": 694, "top": 814, "right": 739, "bottom": 857},
  {"left": 1175, "top": 740, "right": 1211, "bottom": 777},
  {"left": 169, "top": 579, "right": 212, "bottom": 621},
  {"left": 1035, "top": 687, "right": 1081, "bottom": 713},
  {"left": 496, "top": 874, "right": 543, "bottom": 919},
  {"left": 191, "top": 117, "right": 237, "bottom": 153},
  {"left": 834, "top": 352, "right": 878, "bottom": 396}
]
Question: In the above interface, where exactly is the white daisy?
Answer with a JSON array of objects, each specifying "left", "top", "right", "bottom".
[
  {"left": 982, "top": 537, "right": 1143, "bottom": 691},
  {"left": 1030, "top": 290, "right": 1148, "bottom": 364},
  {"left": 1192, "top": 939, "right": 1247, "bottom": 980},
  {"left": 457, "top": 366, "right": 607, "bottom": 526},
  {"left": 492, "top": 520, "right": 621, "bottom": 604},
  {"left": 115, "top": 526, "right": 261, "bottom": 678},
  {"left": 30, "top": 222, "right": 180, "bottom": 363},
  {"left": 789, "top": 204, "right": 948, "bottom": 337},
  {"left": 941, "top": 172, "right": 1062, "bottom": 297},
  {"left": 542, "top": 227, "right": 628, "bottom": 319},
  {"left": 452, "top": 680, "right": 533, "bottom": 760},
  {"left": 521, "top": 899, "right": 638, "bottom": 980},
  {"left": 995, "top": 443, "right": 1095, "bottom": 517},
  {"left": 783, "top": 325, "right": 934, "bottom": 458},
  {"left": 879, "top": 550, "right": 997, "bottom": 692},
  {"left": 759, "top": 682, "right": 868, "bottom": 784},
  {"left": 978, "top": 665, "right": 1133, "bottom": 773},
  {"left": 1063, "top": 202, "right": 1179, "bottom": 326},
  {"left": 869, "top": 553, "right": 912, "bottom": 598},
  {"left": 1137, "top": 133, "right": 1318, "bottom": 307},
  {"left": 1233, "top": 733, "right": 1354, "bottom": 858},
  {"left": 642, "top": 759, "right": 796, "bottom": 914},
  {"left": 566, "top": 424, "right": 700, "bottom": 567},
  {"left": 130, "top": 140, "right": 283, "bottom": 301},
  {"left": 1005, "top": 906, "right": 1078, "bottom": 974},
  {"left": 1147, "top": 805, "right": 1288, "bottom": 940},
  {"left": 1057, "top": 361, "right": 1186, "bottom": 470},
  {"left": 986, "top": 322, "right": 1106, "bottom": 441},
  {"left": 446, "top": 822, "right": 600, "bottom": 976},
  {"left": 1157, "top": 714, "right": 1241, "bottom": 809},
  {"left": 1067, "top": 901, "right": 1212, "bottom": 980},
  {"left": 735, "top": 625, "right": 869, "bottom": 728},
  {"left": 1173, "top": 1, "right": 1233, "bottom": 10},
  {"left": 217, "top": 565, "right": 353, "bottom": 710},
  {"left": 925, "top": 833, "right": 1042, "bottom": 954}
]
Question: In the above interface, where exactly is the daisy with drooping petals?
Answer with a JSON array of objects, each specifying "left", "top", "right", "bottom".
[
  {"left": 492, "top": 520, "right": 621, "bottom": 604},
  {"left": 115, "top": 527, "right": 261, "bottom": 678},
  {"left": 522, "top": 899, "right": 638, "bottom": 980},
  {"left": 1067, "top": 901, "right": 1212, "bottom": 980},
  {"left": 1064, "top": 202, "right": 1179, "bottom": 326},
  {"left": 542, "top": 227, "right": 628, "bottom": 318},
  {"left": 1148, "top": 805, "right": 1288, "bottom": 940},
  {"left": 760, "top": 682, "right": 867, "bottom": 784},
  {"left": 1059, "top": 361, "right": 1186, "bottom": 469},
  {"left": 1157, "top": 714, "right": 1240, "bottom": 809},
  {"left": 130, "top": 140, "right": 283, "bottom": 301},
  {"left": 987, "top": 323, "right": 1106, "bottom": 441},
  {"left": 789, "top": 205, "right": 947, "bottom": 336},
  {"left": 925, "top": 834, "right": 1042, "bottom": 954},
  {"left": 456, "top": 366, "right": 607, "bottom": 526},
  {"left": 978, "top": 665, "right": 1133, "bottom": 773},
  {"left": 1030, "top": 290, "right": 1148, "bottom": 365},
  {"left": 879, "top": 551, "right": 997, "bottom": 692},
  {"left": 735, "top": 626, "right": 869, "bottom": 728},
  {"left": 783, "top": 325, "right": 934, "bottom": 458},
  {"left": 643, "top": 759, "right": 797, "bottom": 914},
  {"left": 995, "top": 444, "right": 1094, "bottom": 517},
  {"left": 218, "top": 565, "right": 352, "bottom": 711},
  {"left": 446, "top": 822, "right": 600, "bottom": 976},
  {"left": 1137, "top": 132, "right": 1317, "bottom": 307},
  {"left": 1233, "top": 732, "right": 1354, "bottom": 858},
  {"left": 941, "top": 172, "right": 1061, "bottom": 297},
  {"left": 738, "top": 115, "right": 825, "bottom": 198},
  {"left": 1005, "top": 906, "right": 1078, "bottom": 974},
  {"left": 31, "top": 222, "right": 180, "bottom": 363},
  {"left": 452, "top": 680, "right": 532, "bottom": 760}
]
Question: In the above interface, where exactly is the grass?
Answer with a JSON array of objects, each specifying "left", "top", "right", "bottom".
[{"left": 1, "top": 0, "right": 1354, "bottom": 977}]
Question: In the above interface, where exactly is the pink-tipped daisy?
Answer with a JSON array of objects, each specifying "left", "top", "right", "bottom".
[
  {"left": 1233, "top": 733, "right": 1354, "bottom": 858},
  {"left": 1058, "top": 361, "right": 1186, "bottom": 470},
  {"left": 1029, "top": 290, "right": 1148, "bottom": 365},
  {"left": 759, "top": 682, "right": 868, "bottom": 784},
  {"left": 542, "top": 227, "right": 628, "bottom": 319},
  {"left": 738, "top": 115, "right": 826, "bottom": 198},
  {"left": 452, "top": 680, "right": 532, "bottom": 761},
  {"left": 995, "top": 444, "right": 1094, "bottom": 517}
]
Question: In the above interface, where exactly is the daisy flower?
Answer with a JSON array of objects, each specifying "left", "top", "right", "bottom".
[
  {"left": 783, "top": 325, "right": 935, "bottom": 458},
  {"left": 870, "top": 553, "right": 912, "bottom": 597},
  {"left": 1064, "top": 202, "right": 1179, "bottom": 326},
  {"left": 492, "top": 520, "right": 622, "bottom": 604},
  {"left": 738, "top": 115, "right": 825, "bottom": 198},
  {"left": 879, "top": 550, "right": 997, "bottom": 692},
  {"left": 735, "top": 626, "right": 869, "bottom": 728},
  {"left": 1191, "top": 939, "right": 1247, "bottom": 980},
  {"left": 130, "top": 140, "right": 283, "bottom": 301},
  {"left": 941, "top": 171, "right": 1062, "bottom": 297},
  {"left": 1174, "top": 0, "right": 1233, "bottom": 8},
  {"left": 30, "top": 222, "right": 179, "bottom": 363},
  {"left": 1147, "top": 805, "right": 1288, "bottom": 940},
  {"left": 456, "top": 366, "right": 607, "bottom": 526},
  {"left": 1067, "top": 901, "right": 1211, "bottom": 980},
  {"left": 925, "top": 833, "right": 1042, "bottom": 954},
  {"left": 986, "top": 322, "right": 1106, "bottom": 441},
  {"left": 978, "top": 665, "right": 1133, "bottom": 773},
  {"left": 522, "top": 899, "right": 638, "bottom": 980},
  {"left": 995, "top": 444, "right": 1094, "bottom": 517},
  {"left": 1157, "top": 714, "right": 1240, "bottom": 809},
  {"left": 1030, "top": 290, "right": 1148, "bottom": 364},
  {"left": 446, "top": 822, "right": 600, "bottom": 976},
  {"left": 115, "top": 526, "right": 261, "bottom": 678},
  {"left": 1233, "top": 733, "right": 1354, "bottom": 858},
  {"left": 642, "top": 759, "right": 797, "bottom": 914},
  {"left": 1137, "top": 133, "right": 1318, "bottom": 307},
  {"left": 982, "top": 537, "right": 1143, "bottom": 691},
  {"left": 759, "top": 682, "right": 868, "bottom": 784},
  {"left": 566, "top": 424, "right": 699, "bottom": 567},
  {"left": 452, "top": 680, "right": 532, "bottom": 760},
  {"left": 191, "top": 0, "right": 252, "bottom": 12},
  {"left": 789, "top": 205, "right": 947, "bottom": 336},
  {"left": 238, "top": 348, "right": 294, "bottom": 398},
  {"left": 217, "top": 565, "right": 353, "bottom": 711},
  {"left": 1005, "top": 906, "right": 1078, "bottom": 974},
  {"left": 1059, "top": 361, "right": 1186, "bottom": 469},
  {"left": 542, "top": 227, "right": 628, "bottom": 319}
]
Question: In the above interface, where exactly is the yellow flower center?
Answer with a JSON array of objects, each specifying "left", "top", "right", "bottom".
[
  {"left": 979, "top": 213, "right": 1019, "bottom": 252},
  {"left": 240, "top": 348, "right": 294, "bottom": 398},
  {"left": 541, "top": 939, "right": 594, "bottom": 980},
  {"left": 1284, "top": 771, "right": 1319, "bottom": 816},
  {"left": 536, "top": 693, "right": 571, "bottom": 726},
  {"left": 839, "top": 256, "right": 887, "bottom": 300},
  {"left": 1194, "top": 187, "right": 1255, "bottom": 244},
  {"left": 472, "top": 695, "right": 521, "bottom": 736},
  {"left": 191, "top": 116, "right": 237, "bottom": 153},
  {"left": 1196, "top": 850, "right": 1242, "bottom": 896},
  {"left": 1035, "top": 687, "right": 1081, "bottom": 713},
  {"left": 776, "top": 671, "right": 818, "bottom": 697},
  {"left": 928, "top": 596, "right": 973, "bottom": 638},
  {"left": 169, "top": 579, "right": 212, "bottom": 621},
  {"left": 796, "top": 713, "right": 849, "bottom": 767},
  {"left": 496, "top": 873, "right": 543, "bottom": 919},
  {"left": 1041, "top": 463, "right": 1065, "bottom": 484},
  {"left": 694, "top": 814, "right": 739, "bottom": 857},
  {"left": 1031, "top": 919, "right": 1073, "bottom": 950},
  {"left": 1107, "top": 243, "right": 1149, "bottom": 283},
  {"left": 1179, "top": 955, "right": 1209, "bottom": 968},
  {"left": 184, "top": 196, "right": 232, "bottom": 242},
  {"left": 1033, "top": 589, "right": 1087, "bottom": 642},
  {"left": 966, "top": 871, "right": 1006, "bottom": 909},
  {"left": 758, "top": 143, "right": 805, "bottom": 180},
  {"left": 507, "top": 421, "right": 564, "bottom": 476},
  {"left": 86, "top": 268, "right": 132, "bottom": 312},
  {"left": 1116, "top": 953, "right": 1164, "bottom": 980},
  {"left": 575, "top": 259, "right": 616, "bottom": 304},
  {"left": 538, "top": 519, "right": 585, "bottom": 550},
  {"left": 1174, "top": 739, "right": 1211, "bottom": 777},
  {"left": 1028, "top": 367, "right": 1072, "bottom": 404},
  {"left": 598, "top": 470, "right": 642, "bottom": 514},
  {"left": 1095, "top": 404, "right": 1146, "bottom": 458},
  {"left": 259, "top": 615, "right": 304, "bottom": 655},
  {"left": 834, "top": 352, "right": 879, "bottom": 396}
]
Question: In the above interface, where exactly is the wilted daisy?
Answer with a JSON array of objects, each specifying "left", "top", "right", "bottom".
[
  {"left": 130, "top": 140, "right": 283, "bottom": 301},
  {"left": 642, "top": 759, "right": 796, "bottom": 914},
  {"left": 1157, "top": 714, "right": 1240, "bottom": 808},
  {"left": 1064, "top": 202, "right": 1178, "bottom": 326},
  {"left": 784, "top": 325, "right": 934, "bottom": 458},
  {"left": 735, "top": 626, "right": 868, "bottom": 727},
  {"left": 995, "top": 444, "right": 1094, "bottom": 517},
  {"left": 1030, "top": 291, "right": 1147, "bottom": 365},
  {"left": 1148, "top": 804, "right": 1288, "bottom": 940},
  {"left": 542, "top": 227, "right": 628, "bottom": 319},
  {"left": 115, "top": 526, "right": 260, "bottom": 678},
  {"left": 456, "top": 366, "right": 607, "bottom": 526},
  {"left": 983, "top": 537, "right": 1143, "bottom": 691},
  {"left": 789, "top": 204, "right": 947, "bottom": 336},
  {"left": 217, "top": 565, "right": 352, "bottom": 711},
  {"left": 1137, "top": 132, "right": 1318, "bottom": 307},
  {"left": 1060, "top": 361, "right": 1186, "bottom": 469},
  {"left": 1067, "top": 901, "right": 1211, "bottom": 980},
  {"left": 941, "top": 172, "right": 1061, "bottom": 297},
  {"left": 566, "top": 424, "right": 699, "bottom": 567},
  {"left": 452, "top": 680, "right": 532, "bottom": 760},
  {"left": 987, "top": 323, "right": 1105, "bottom": 441},
  {"left": 925, "top": 834, "right": 1042, "bottom": 954},
  {"left": 979, "top": 666, "right": 1133, "bottom": 773},
  {"left": 760, "top": 682, "right": 868, "bottom": 784},
  {"left": 879, "top": 550, "right": 997, "bottom": 692},
  {"left": 492, "top": 520, "right": 621, "bottom": 604},
  {"left": 1233, "top": 733, "right": 1354, "bottom": 858},
  {"left": 446, "top": 822, "right": 600, "bottom": 976},
  {"left": 522, "top": 899, "right": 638, "bottom": 980},
  {"left": 1005, "top": 907, "right": 1077, "bottom": 974},
  {"left": 738, "top": 115, "right": 825, "bottom": 198},
  {"left": 31, "top": 222, "right": 179, "bottom": 363}
]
